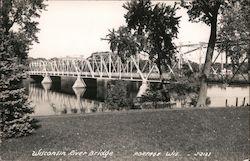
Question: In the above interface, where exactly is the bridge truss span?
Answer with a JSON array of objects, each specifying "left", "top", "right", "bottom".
[
  {"left": 29, "top": 52, "right": 171, "bottom": 82},
  {"left": 29, "top": 42, "right": 249, "bottom": 84}
]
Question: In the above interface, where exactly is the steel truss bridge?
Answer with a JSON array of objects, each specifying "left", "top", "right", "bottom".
[
  {"left": 28, "top": 42, "right": 248, "bottom": 84},
  {"left": 29, "top": 52, "right": 171, "bottom": 83}
]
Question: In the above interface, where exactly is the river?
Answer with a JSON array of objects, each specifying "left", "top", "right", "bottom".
[{"left": 25, "top": 80, "right": 249, "bottom": 116}]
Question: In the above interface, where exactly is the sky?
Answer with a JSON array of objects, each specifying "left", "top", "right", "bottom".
[{"left": 30, "top": 0, "right": 210, "bottom": 60}]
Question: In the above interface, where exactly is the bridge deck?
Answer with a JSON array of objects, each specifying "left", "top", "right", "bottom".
[{"left": 29, "top": 71, "right": 170, "bottom": 82}]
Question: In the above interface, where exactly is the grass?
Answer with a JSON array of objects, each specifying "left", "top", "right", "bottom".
[{"left": 0, "top": 107, "right": 249, "bottom": 161}]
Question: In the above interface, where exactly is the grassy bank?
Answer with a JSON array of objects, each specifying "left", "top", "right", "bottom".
[{"left": 0, "top": 107, "right": 249, "bottom": 161}]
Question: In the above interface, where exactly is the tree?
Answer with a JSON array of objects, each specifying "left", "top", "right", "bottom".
[
  {"left": 0, "top": 0, "right": 46, "bottom": 139},
  {"left": 106, "top": 27, "right": 139, "bottom": 63},
  {"left": 217, "top": 0, "right": 250, "bottom": 78},
  {"left": 106, "top": 0, "right": 180, "bottom": 80},
  {"left": 181, "top": 0, "right": 231, "bottom": 107}
]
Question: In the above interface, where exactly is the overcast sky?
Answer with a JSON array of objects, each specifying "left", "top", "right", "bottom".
[{"left": 30, "top": 1, "right": 210, "bottom": 59}]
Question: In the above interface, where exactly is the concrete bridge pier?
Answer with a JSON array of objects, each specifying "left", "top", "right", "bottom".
[
  {"left": 73, "top": 76, "right": 86, "bottom": 88},
  {"left": 136, "top": 80, "right": 150, "bottom": 97},
  {"left": 42, "top": 74, "right": 52, "bottom": 84}
]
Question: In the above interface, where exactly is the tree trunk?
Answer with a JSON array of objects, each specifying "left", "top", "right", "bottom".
[
  {"left": 196, "top": 18, "right": 218, "bottom": 107},
  {"left": 156, "top": 57, "right": 163, "bottom": 82},
  {"left": 248, "top": 46, "right": 250, "bottom": 83}
]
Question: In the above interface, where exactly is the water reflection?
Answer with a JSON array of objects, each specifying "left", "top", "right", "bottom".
[
  {"left": 207, "top": 84, "right": 249, "bottom": 107},
  {"left": 42, "top": 83, "right": 52, "bottom": 90},
  {"left": 28, "top": 81, "right": 249, "bottom": 116},
  {"left": 29, "top": 83, "right": 106, "bottom": 116}
]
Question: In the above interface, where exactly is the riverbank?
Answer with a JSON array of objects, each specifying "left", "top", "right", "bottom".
[
  {"left": 207, "top": 74, "right": 249, "bottom": 85},
  {"left": 1, "top": 107, "right": 249, "bottom": 161}
]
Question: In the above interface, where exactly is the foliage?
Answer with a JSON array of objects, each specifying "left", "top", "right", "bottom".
[
  {"left": 0, "top": 0, "right": 46, "bottom": 139},
  {"left": 0, "top": 34, "right": 40, "bottom": 138},
  {"left": 140, "top": 71, "right": 200, "bottom": 108},
  {"left": 140, "top": 83, "right": 170, "bottom": 104},
  {"left": 181, "top": 0, "right": 231, "bottom": 25},
  {"left": 106, "top": 27, "right": 138, "bottom": 62},
  {"left": 168, "top": 73, "right": 200, "bottom": 107},
  {"left": 217, "top": 0, "right": 250, "bottom": 67},
  {"left": 105, "top": 80, "right": 133, "bottom": 110},
  {"left": 106, "top": 0, "right": 180, "bottom": 76}
]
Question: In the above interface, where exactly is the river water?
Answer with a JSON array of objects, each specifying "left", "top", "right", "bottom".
[{"left": 25, "top": 80, "right": 249, "bottom": 116}]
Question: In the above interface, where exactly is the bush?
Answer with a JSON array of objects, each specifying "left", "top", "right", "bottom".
[
  {"left": 105, "top": 80, "right": 133, "bottom": 110},
  {"left": 139, "top": 73, "right": 200, "bottom": 108},
  {"left": 0, "top": 85, "right": 41, "bottom": 139},
  {"left": 1, "top": 116, "right": 40, "bottom": 139},
  {"left": 140, "top": 83, "right": 170, "bottom": 102}
]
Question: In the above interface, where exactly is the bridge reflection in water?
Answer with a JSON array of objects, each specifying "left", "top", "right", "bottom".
[
  {"left": 28, "top": 83, "right": 106, "bottom": 116},
  {"left": 28, "top": 80, "right": 249, "bottom": 116}
]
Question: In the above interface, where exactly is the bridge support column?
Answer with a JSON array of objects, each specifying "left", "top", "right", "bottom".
[
  {"left": 42, "top": 75, "right": 52, "bottom": 84},
  {"left": 73, "top": 77, "right": 86, "bottom": 88},
  {"left": 136, "top": 80, "right": 149, "bottom": 97}
]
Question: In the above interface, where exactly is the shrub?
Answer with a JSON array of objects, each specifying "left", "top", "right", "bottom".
[
  {"left": 140, "top": 83, "right": 170, "bottom": 101},
  {"left": 1, "top": 116, "right": 40, "bottom": 138},
  {"left": 105, "top": 80, "right": 133, "bottom": 110},
  {"left": 0, "top": 61, "right": 41, "bottom": 139},
  {"left": 140, "top": 73, "right": 200, "bottom": 108}
]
